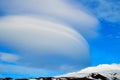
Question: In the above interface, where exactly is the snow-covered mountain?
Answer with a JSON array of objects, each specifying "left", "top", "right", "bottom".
[{"left": 57, "top": 64, "right": 120, "bottom": 80}]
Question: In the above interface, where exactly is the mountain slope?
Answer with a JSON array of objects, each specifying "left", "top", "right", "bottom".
[{"left": 57, "top": 64, "right": 120, "bottom": 80}]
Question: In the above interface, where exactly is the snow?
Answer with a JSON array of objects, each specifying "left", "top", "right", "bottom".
[{"left": 56, "top": 64, "right": 120, "bottom": 79}]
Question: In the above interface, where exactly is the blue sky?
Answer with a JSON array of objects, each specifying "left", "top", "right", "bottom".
[{"left": 0, "top": 0, "right": 120, "bottom": 78}]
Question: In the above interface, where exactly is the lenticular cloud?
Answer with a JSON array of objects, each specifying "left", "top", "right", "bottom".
[
  {"left": 0, "top": 16, "right": 91, "bottom": 71},
  {"left": 0, "top": 0, "right": 99, "bottom": 72},
  {"left": 0, "top": 0, "right": 99, "bottom": 39}
]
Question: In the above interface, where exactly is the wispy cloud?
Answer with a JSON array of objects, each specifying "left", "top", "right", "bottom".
[
  {"left": 75, "top": 0, "right": 120, "bottom": 23},
  {"left": 0, "top": 52, "right": 19, "bottom": 63},
  {"left": 0, "top": 64, "right": 62, "bottom": 78}
]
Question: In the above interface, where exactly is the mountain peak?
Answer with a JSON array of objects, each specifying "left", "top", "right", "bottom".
[
  {"left": 57, "top": 64, "right": 120, "bottom": 80},
  {"left": 79, "top": 64, "right": 120, "bottom": 73}
]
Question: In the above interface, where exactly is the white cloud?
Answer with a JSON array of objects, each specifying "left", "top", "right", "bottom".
[
  {"left": 0, "top": 0, "right": 99, "bottom": 39},
  {"left": 76, "top": 0, "right": 120, "bottom": 22},
  {"left": 0, "top": 52, "right": 19, "bottom": 63},
  {"left": 0, "top": 16, "right": 91, "bottom": 71},
  {"left": 96, "top": 0, "right": 120, "bottom": 22},
  {"left": 79, "top": 64, "right": 120, "bottom": 73},
  {"left": 0, "top": 16, "right": 89, "bottom": 57},
  {"left": 0, "top": 0, "right": 100, "bottom": 72}
]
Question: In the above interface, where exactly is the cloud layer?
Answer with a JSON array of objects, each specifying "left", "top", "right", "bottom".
[
  {"left": 0, "top": 0, "right": 99, "bottom": 39},
  {"left": 0, "top": 16, "right": 91, "bottom": 71},
  {"left": 0, "top": 0, "right": 100, "bottom": 77}
]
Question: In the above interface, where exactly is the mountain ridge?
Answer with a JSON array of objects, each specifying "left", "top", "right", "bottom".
[{"left": 56, "top": 64, "right": 120, "bottom": 80}]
